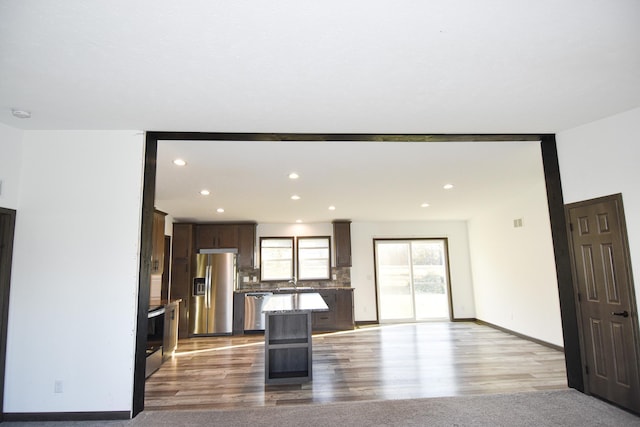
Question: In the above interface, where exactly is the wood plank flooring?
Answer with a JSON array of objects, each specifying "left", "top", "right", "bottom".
[{"left": 144, "top": 322, "right": 568, "bottom": 411}]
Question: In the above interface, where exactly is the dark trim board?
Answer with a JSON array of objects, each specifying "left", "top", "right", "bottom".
[
  {"left": 4, "top": 411, "right": 130, "bottom": 422},
  {"left": 355, "top": 321, "right": 379, "bottom": 327},
  {"left": 0, "top": 207, "right": 16, "bottom": 422},
  {"left": 475, "top": 319, "right": 564, "bottom": 352},
  {"left": 539, "top": 136, "right": 583, "bottom": 390},
  {"left": 132, "top": 135, "right": 157, "bottom": 417},
  {"left": 133, "top": 132, "right": 582, "bottom": 416}
]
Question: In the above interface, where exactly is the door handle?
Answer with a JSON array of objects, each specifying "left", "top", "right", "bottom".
[{"left": 611, "top": 310, "right": 629, "bottom": 318}]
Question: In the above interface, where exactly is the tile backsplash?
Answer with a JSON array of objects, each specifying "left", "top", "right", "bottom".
[{"left": 237, "top": 266, "right": 351, "bottom": 290}]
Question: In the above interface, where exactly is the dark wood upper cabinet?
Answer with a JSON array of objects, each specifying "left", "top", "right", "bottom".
[
  {"left": 151, "top": 210, "right": 167, "bottom": 275},
  {"left": 195, "top": 224, "right": 238, "bottom": 250},
  {"left": 333, "top": 220, "right": 352, "bottom": 267},
  {"left": 237, "top": 223, "right": 256, "bottom": 269}
]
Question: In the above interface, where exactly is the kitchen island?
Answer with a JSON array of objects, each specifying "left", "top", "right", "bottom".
[{"left": 262, "top": 293, "right": 328, "bottom": 385}]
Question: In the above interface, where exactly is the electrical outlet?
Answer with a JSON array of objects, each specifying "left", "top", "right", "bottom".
[{"left": 54, "top": 380, "right": 63, "bottom": 393}]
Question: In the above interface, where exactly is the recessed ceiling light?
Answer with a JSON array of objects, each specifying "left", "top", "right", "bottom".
[
  {"left": 328, "top": 205, "right": 336, "bottom": 211},
  {"left": 11, "top": 109, "right": 31, "bottom": 119},
  {"left": 173, "top": 158, "right": 187, "bottom": 166},
  {"left": 421, "top": 203, "right": 430, "bottom": 208},
  {"left": 443, "top": 184, "right": 454, "bottom": 190},
  {"left": 291, "top": 195, "right": 301, "bottom": 200},
  {"left": 216, "top": 208, "right": 225, "bottom": 213},
  {"left": 289, "top": 172, "right": 299, "bottom": 179},
  {"left": 200, "top": 189, "right": 210, "bottom": 196},
  {"left": 296, "top": 219, "right": 303, "bottom": 223}
]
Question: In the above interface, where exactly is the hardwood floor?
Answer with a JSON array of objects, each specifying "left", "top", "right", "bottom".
[{"left": 144, "top": 322, "right": 568, "bottom": 411}]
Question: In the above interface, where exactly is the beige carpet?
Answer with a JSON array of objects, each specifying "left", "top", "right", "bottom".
[{"left": 4, "top": 390, "right": 639, "bottom": 426}]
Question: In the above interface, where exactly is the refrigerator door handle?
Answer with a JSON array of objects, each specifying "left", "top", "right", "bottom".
[{"left": 205, "top": 265, "right": 211, "bottom": 309}]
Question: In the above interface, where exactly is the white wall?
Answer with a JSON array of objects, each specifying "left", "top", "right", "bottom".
[
  {"left": 467, "top": 178, "right": 563, "bottom": 346},
  {"left": 557, "top": 107, "right": 640, "bottom": 330},
  {"left": 0, "top": 123, "right": 24, "bottom": 209},
  {"left": 4, "top": 130, "right": 145, "bottom": 413},
  {"left": 351, "top": 221, "right": 475, "bottom": 322},
  {"left": 258, "top": 221, "right": 475, "bottom": 322}
]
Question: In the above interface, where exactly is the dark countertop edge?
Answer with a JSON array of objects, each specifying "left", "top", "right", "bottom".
[
  {"left": 148, "top": 298, "right": 182, "bottom": 312},
  {"left": 262, "top": 308, "right": 329, "bottom": 313},
  {"left": 235, "top": 287, "right": 353, "bottom": 293}
]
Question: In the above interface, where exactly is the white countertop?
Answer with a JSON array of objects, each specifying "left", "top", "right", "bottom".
[{"left": 262, "top": 292, "right": 329, "bottom": 313}]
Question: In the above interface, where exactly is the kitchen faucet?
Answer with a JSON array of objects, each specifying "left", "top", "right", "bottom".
[{"left": 288, "top": 276, "right": 297, "bottom": 288}]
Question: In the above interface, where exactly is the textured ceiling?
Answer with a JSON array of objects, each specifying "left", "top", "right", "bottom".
[{"left": 1, "top": 1, "right": 639, "bottom": 133}]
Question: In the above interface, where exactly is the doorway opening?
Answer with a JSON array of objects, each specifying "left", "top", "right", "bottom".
[
  {"left": 135, "top": 133, "right": 581, "bottom": 418},
  {"left": 375, "top": 239, "right": 452, "bottom": 322}
]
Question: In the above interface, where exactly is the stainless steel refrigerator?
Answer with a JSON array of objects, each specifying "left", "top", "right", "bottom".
[{"left": 189, "top": 250, "right": 236, "bottom": 336}]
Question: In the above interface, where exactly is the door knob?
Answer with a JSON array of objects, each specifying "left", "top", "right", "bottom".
[{"left": 611, "top": 310, "right": 629, "bottom": 318}]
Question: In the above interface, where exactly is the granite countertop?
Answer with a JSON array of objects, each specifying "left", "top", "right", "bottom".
[{"left": 262, "top": 292, "right": 329, "bottom": 313}]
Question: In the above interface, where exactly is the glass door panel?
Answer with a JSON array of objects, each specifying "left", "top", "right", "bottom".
[
  {"left": 412, "top": 241, "right": 449, "bottom": 320},
  {"left": 375, "top": 242, "right": 414, "bottom": 321}
]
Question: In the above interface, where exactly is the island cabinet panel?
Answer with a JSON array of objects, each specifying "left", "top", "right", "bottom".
[
  {"left": 237, "top": 223, "right": 256, "bottom": 269},
  {"left": 333, "top": 220, "right": 352, "bottom": 267},
  {"left": 312, "top": 289, "right": 355, "bottom": 332},
  {"left": 163, "top": 301, "right": 179, "bottom": 360},
  {"left": 195, "top": 224, "right": 238, "bottom": 250},
  {"left": 265, "top": 312, "right": 312, "bottom": 384},
  {"left": 170, "top": 223, "right": 193, "bottom": 338}
]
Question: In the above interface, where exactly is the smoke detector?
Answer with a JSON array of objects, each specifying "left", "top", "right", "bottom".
[{"left": 12, "top": 109, "right": 31, "bottom": 119}]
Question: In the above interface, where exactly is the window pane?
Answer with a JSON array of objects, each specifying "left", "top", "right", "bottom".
[
  {"left": 260, "top": 237, "right": 294, "bottom": 281},
  {"left": 297, "top": 237, "right": 330, "bottom": 280}
]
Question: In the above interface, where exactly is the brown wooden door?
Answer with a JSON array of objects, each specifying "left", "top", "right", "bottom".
[{"left": 567, "top": 194, "right": 640, "bottom": 412}]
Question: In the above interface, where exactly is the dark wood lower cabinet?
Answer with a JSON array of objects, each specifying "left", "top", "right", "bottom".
[{"left": 312, "top": 289, "right": 354, "bottom": 332}]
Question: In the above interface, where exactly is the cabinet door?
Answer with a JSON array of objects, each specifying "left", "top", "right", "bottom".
[
  {"left": 312, "top": 290, "right": 337, "bottom": 331},
  {"left": 335, "top": 290, "right": 355, "bottom": 330},
  {"left": 151, "top": 211, "right": 166, "bottom": 274},
  {"left": 195, "top": 224, "right": 217, "bottom": 250},
  {"left": 237, "top": 224, "right": 256, "bottom": 269},
  {"left": 195, "top": 224, "right": 238, "bottom": 249},
  {"left": 216, "top": 225, "right": 238, "bottom": 248},
  {"left": 333, "top": 221, "right": 352, "bottom": 267},
  {"left": 171, "top": 224, "right": 193, "bottom": 339},
  {"left": 172, "top": 223, "right": 193, "bottom": 259}
]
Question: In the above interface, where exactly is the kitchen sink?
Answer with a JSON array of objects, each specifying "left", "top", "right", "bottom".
[{"left": 277, "top": 286, "right": 314, "bottom": 291}]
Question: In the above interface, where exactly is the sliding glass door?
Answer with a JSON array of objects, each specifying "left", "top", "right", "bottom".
[{"left": 375, "top": 239, "right": 451, "bottom": 322}]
